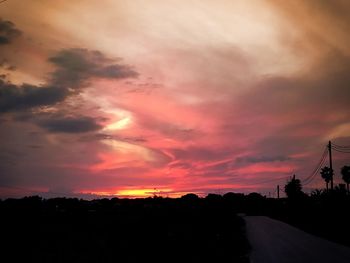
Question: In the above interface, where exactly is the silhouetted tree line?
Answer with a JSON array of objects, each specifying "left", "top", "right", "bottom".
[
  {"left": 0, "top": 194, "right": 250, "bottom": 263},
  {"left": 3, "top": 181, "right": 350, "bottom": 262}
]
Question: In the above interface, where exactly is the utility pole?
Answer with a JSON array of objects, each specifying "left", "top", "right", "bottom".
[
  {"left": 328, "top": 141, "right": 334, "bottom": 191},
  {"left": 277, "top": 185, "right": 280, "bottom": 199}
]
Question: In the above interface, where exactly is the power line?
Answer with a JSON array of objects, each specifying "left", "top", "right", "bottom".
[
  {"left": 332, "top": 147, "right": 350, "bottom": 153},
  {"left": 303, "top": 172, "right": 317, "bottom": 185},
  {"left": 331, "top": 145, "right": 350, "bottom": 150},
  {"left": 303, "top": 157, "right": 327, "bottom": 186},
  {"left": 302, "top": 146, "right": 329, "bottom": 187},
  {"left": 331, "top": 142, "right": 350, "bottom": 154},
  {"left": 303, "top": 158, "right": 326, "bottom": 185},
  {"left": 331, "top": 142, "right": 350, "bottom": 149},
  {"left": 301, "top": 147, "right": 328, "bottom": 183},
  {"left": 332, "top": 146, "right": 350, "bottom": 150}
]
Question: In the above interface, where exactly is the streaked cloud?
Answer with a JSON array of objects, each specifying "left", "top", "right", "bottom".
[{"left": 0, "top": 0, "right": 349, "bottom": 198}]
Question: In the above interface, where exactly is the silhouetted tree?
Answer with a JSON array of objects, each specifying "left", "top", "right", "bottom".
[
  {"left": 320, "top": 166, "right": 333, "bottom": 191},
  {"left": 205, "top": 193, "right": 223, "bottom": 201},
  {"left": 223, "top": 192, "right": 245, "bottom": 212},
  {"left": 223, "top": 192, "right": 244, "bottom": 203},
  {"left": 181, "top": 193, "right": 199, "bottom": 201},
  {"left": 247, "top": 192, "right": 264, "bottom": 200},
  {"left": 284, "top": 175, "right": 303, "bottom": 199},
  {"left": 341, "top": 165, "right": 350, "bottom": 193}
]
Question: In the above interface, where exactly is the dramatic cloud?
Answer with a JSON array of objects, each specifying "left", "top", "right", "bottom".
[
  {"left": 0, "top": 1, "right": 350, "bottom": 198},
  {"left": 0, "top": 79, "right": 67, "bottom": 112},
  {"left": 0, "top": 48, "right": 138, "bottom": 114},
  {"left": 49, "top": 48, "right": 139, "bottom": 88},
  {"left": 37, "top": 115, "right": 103, "bottom": 133},
  {"left": 0, "top": 18, "right": 21, "bottom": 45}
]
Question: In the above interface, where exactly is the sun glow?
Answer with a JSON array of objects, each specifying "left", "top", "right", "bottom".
[
  {"left": 80, "top": 188, "right": 174, "bottom": 198},
  {"left": 118, "top": 188, "right": 163, "bottom": 197},
  {"left": 103, "top": 108, "right": 133, "bottom": 131},
  {"left": 105, "top": 117, "right": 131, "bottom": 130}
]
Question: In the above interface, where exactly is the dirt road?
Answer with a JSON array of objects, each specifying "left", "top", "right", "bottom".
[{"left": 245, "top": 216, "right": 350, "bottom": 263}]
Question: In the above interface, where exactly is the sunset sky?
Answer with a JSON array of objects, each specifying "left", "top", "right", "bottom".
[{"left": 1, "top": 0, "right": 350, "bottom": 198}]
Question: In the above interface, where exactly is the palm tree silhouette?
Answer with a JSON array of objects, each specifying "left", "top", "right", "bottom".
[
  {"left": 341, "top": 165, "right": 350, "bottom": 193},
  {"left": 320, "top": 166, "right": 333, "bottom": 191}
]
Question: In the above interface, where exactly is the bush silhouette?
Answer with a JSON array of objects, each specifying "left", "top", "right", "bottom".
[{"left": 284, "top": 175, "right": 303, "bottom": 199}]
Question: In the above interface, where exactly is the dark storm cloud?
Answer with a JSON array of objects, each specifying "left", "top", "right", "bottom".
[
  {"left": 0, "top": 18, "right": 21, "bottom": 45},
  {"left": 37, "top": 115, "right": 103, "bottom": 133},
  {"left": 0, "top": 46, "right": 139, "bottom": 134},
  {"left": 49, "top": 48, "right": 139, "bottom": 88},
  {"left": 0, "top": 78, "right": 68, "bottom": 113},
  {"left": 0, "top": 47, "right": 139, "bottom": 114}
]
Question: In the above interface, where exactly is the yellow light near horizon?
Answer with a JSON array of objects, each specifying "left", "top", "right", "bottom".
[
  {"left": 78, "top": 188, "right": 176, "bottom": 198},
  {"left": 117, "top": 188, "right": 172, "bottom": 197},
  {"left": 117, "top": 189, "right": 156, "bottom": 197}
]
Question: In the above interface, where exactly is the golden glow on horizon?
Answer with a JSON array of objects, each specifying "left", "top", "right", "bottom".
[
  {"left": 80, "top": 188, "right": 175, "bottom": 198},
  {"left": 118, "top": 188, "right": 167, "bottom": 197}
]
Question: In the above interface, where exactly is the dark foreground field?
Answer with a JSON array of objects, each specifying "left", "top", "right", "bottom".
[
  {"left": 1, "top": 195, "right": 250, "bottom": 263},
  {"left": 4, "top": 191, "right": 350, "bottom": 262}
]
